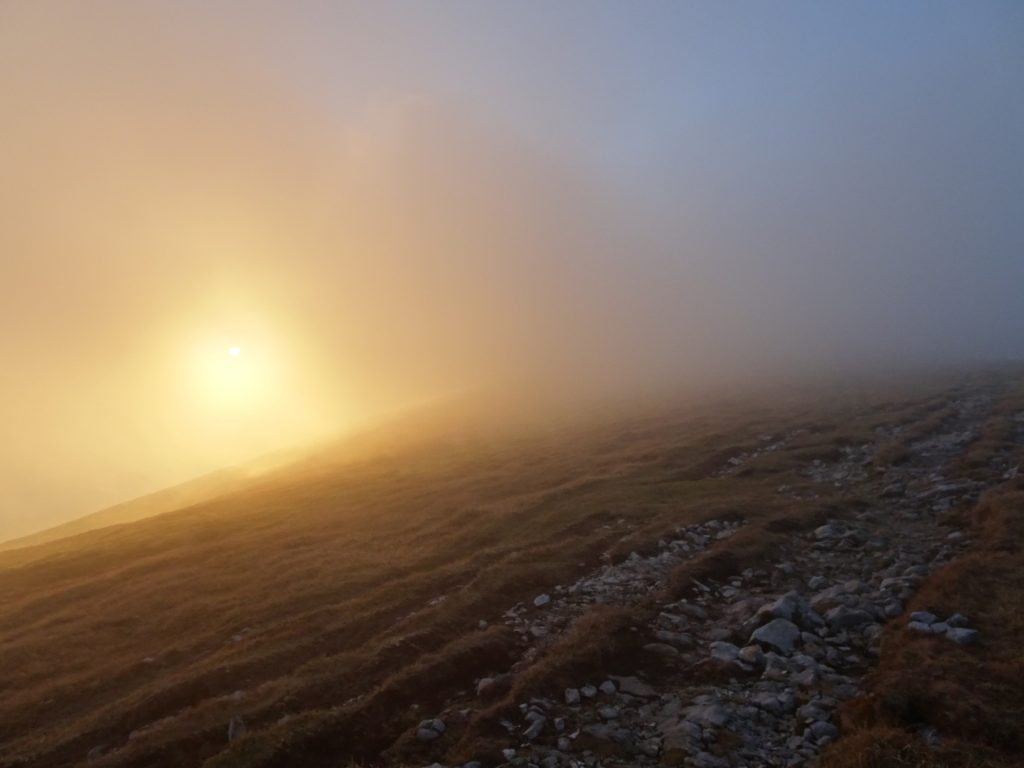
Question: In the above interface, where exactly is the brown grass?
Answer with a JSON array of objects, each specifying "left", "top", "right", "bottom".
[
  {"left": 0, "top": 367, "right": 1020, "bottom": 767},
  {"left": 822, "top": 390, "right": 1024, "bottom": 768}
]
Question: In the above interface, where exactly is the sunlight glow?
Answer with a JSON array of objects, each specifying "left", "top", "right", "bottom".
[{"left": 228, "top": 346, "right": 241, "bottom": 357}]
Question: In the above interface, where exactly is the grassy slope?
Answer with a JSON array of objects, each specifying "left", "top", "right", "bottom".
[
  {"left": 0, "top": 468, "right": 253, "bottom": 554},
  {"left": 0, "top": 368, "right": 1017, "bottom": 768},
  {"left": 820, "top": 385, "right": 1024, "bottom": 768}
]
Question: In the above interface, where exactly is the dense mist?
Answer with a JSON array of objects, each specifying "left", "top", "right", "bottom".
[{"left": 1, "top": 1, "right": 1022, "bottom": 538}]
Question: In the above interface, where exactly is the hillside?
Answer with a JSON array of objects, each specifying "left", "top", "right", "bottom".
[
  {"left": 1, "top": 369, "right": 1023, "bottom": 768},
  {"left": 0, "top": 469, "right": 255, "bottom": 555}
]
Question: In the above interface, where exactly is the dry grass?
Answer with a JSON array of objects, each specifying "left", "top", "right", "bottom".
[
  {"left": 0, "top": 367, "right": 1020, "bottom": 767},
  {"left": 822, "top": 388, "right": 1024, "bottom": 768}
]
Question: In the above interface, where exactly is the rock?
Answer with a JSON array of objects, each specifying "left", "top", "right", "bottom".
[
  {"left": 228, "top": 716, "right": 247, "bottom": 742},
  {"left": 557, "top": 736, "right": 572, "bottom": 751},
  {"left": 751, "top": 691, "right": 787, "bottom": 715},
  {"left": 655, "top": 629, "right": 694, "bottom": 647},
  {"left": 502, "top": 748, "right": 517, "bottom": 761},
  {"left": 750, "top": 618, "right": 801, "bottom": 654},
  {"left": 807, "top": 720, "right": 839, "bottom": 742},
  {"left": 416, "top": 718, "right": 445, "bottom": 741},
  {"left": 824, "top": 605, "right": 874, "bottom": 630},
  {"left": 808, "top": 575, "right": 828, "bottom": 591},
  {"left": 476, "top": 677, "right": 495, "bottom": 697},
  {"left": 757, "top": 592, "right": 801, "bottom": 622},
  {"left": 565, "top": 687, "right": 581, "bottom": 705},
  {"left": 599, "top": 680, "right": 617, "bottom": 694},
  {"left": 685, "top": 702, "right": 729, "bottom": 727},
  {"left": 691, "top": 751, "right": 730, "bottom": 767},
  {"left": 533, "top": 593, "right": 551, "bottom": 608},
  {"left": 598, "top": 705, "right": 621, "bottom": 720},
  {"left": 610, "top": 675, "right": 657, "bottom": 698},
  {"left": 737, "top": 644, "right": 764, "bottom": 666},
  {"left": 910, "top": 611, "right": 937, "bottom": 625},
  {"left": 815, "top": 523, "right": 846, "bottom": 541},
  {"left": 644, "top": 642, "right": 679, "bottom": 657},
  {"left": 677, "top": 602, "right": 709, "bottom": 620},
  {"left": 463, "top": 762, "right": 482, "bottom": 768},
  {"left": 793, "top": 667, "right": 820, "bottom": 687},
  {"left": 524, "top": 716, "right": 546, "bottom": 740},
  {"left": 883, "top": 599, "right": 904, "bottom": 618},
  {"left": 763, "top": 652, "right": 791, "bottom": 681},
  {"left": 707, "top": 627, "right": 733, "bottom": 641},
  {"left": 946, "top": 613, "right": 970, "bottom": 628},
  {"left": 709, "top": 641, "right": 740, "bottom": 662},
  {"left": 660, "top": 717, "right": 702, "bottom": 752},
  {"left": 882, "top": 482, "right": 906, "bottom": 497},
  {"left": 946, "top": 627, "right": 979, "bottom": 645},
  {"left": 639, "top": 737, "right": 661, "bottom": 757}
]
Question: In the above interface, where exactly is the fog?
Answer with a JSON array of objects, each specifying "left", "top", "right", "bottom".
[{"left": 1, "top": 1, "right": 1022, "bottom": 539}]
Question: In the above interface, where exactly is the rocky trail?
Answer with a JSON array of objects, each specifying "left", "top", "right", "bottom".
[{"left": 410, "top": 392, "right": 1011, "bottom": 768}]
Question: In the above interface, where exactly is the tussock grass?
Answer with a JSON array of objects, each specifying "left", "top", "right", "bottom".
[
  {"left": 1, "top": 367, "right": 1020, "bottom": 767},
  {"left": 823, "top": 390, "right": 1024, "bottom": 768}
]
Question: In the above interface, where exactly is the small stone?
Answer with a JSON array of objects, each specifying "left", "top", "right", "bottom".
[
  {"left": 709, "top": 641, "right": 740, "bottom": 662},
  {"left": 910, "top": 611, "right": 937, "bottom": 625},
  {"left": 946, "top": 613, "right": 970, "bottom": 628},
  {"left": 815, "top": 523, "right": 845, "bottom": 540},
  {"left": 808, "top": 575, "right": 828, "bottom": 591},
  {"left": 737, "top": 644, "right": 764, "bottom": 666},
  {"left": 677, "top": 602, "right": 709, "bottom": 620},
  {"left": 691, "top": 750, "right": 730, "bottom": 768},
  {"left": 565, "top": 687, "right": 580, "bottom": 705},
  {"left": 524, "top": 716, "right": 546, "bottom": 740},
  {"left": 557, "top": 736, "right": 572, "bottom": 751},
  {"left": 581, "top": 684, "right": 598, "bottom": 698},
  {"left": 476, "top": 677, "right": 495, "bottom": 696},
  {"left": 610, "top": 675, "right": 657, "bottom": 698},
  {"left": 533, "top": 593, "right": 551, "bottom": 608},
  {"left": 946, "top": 627, "right": 979, "bottom": 645},
  {"left": 808, "top": 720, "right": 839, "bottom": 741},
  {"left": 502, "top": 748, "right": 517, "bottom": 761},
  {"left": 416, "top": 718, "right": 445, "bottom": 741},
  {"left": 599, "top": 680, "right": 617, "bottom": 694},
  {"left": 793, "top": 667, "right": 820, "bottom": 687},
  {"left": 228, "top": 716, "right": 247, "bottom": 742},
  {"left": 598, "top": 705, "right": 621, "bottom": 720}
]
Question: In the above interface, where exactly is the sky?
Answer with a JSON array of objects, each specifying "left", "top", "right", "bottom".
[{"left": 1, "top": 1, "right": 1023, "bottom": 539}]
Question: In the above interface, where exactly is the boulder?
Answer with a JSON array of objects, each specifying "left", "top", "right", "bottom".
[{"left": 750, "top": 618, "right": 801, "bottom": 654}]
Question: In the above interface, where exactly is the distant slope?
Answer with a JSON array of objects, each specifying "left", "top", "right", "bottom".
[{"left": 0, "top": 467, "right": 252, "bottom": 553}]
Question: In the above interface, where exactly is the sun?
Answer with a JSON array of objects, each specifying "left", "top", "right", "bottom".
[{"left": 227, "top": 346, "right": 241, "bottom": 357}]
